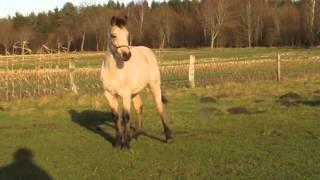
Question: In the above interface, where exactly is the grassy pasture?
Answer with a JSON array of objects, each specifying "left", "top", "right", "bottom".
[
  {"left": 0, "top": 80, "right": 320, "bottom": 179},
  {"left": 0, "top": 48, "right": 320, "bottom": 179}
]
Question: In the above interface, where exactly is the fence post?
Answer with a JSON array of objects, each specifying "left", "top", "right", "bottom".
[
  {"left": 5, "top": 57, "right": 9, "bottom": 101},
  {"left": 189, "top": 55, "right": 195, "bottom": 88},
  {"left": 277, "top": 54, "right": 281, "bottom": 82},
  {"left": 69, "top": 57, "right": 78, "bottom": 94}
]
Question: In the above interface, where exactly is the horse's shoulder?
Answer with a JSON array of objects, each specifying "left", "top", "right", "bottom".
[
  {"left": 131, "top": 46, "right": 152, "bottom": 52},
  {"left": 131, "top": 46, "right": 156, "bottom": 58}
]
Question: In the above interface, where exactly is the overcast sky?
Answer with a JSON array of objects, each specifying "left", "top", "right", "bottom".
[{"left": 0, "top": 0, "right": 157, "bottom": 18}]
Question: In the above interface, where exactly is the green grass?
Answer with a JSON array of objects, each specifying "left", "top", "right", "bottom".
[{"left": 0, "top": 80, "right": 320, "bottom": 179}]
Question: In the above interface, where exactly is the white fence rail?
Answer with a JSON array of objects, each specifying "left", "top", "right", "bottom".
[{"left": 1, "top": 53, "right": 320, "bottom": 100}]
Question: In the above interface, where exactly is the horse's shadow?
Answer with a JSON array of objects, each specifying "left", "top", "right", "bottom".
[
  {"left": 299, "top": 100, "right": 320, "bottom": 106},
  {"left": 68, "top": 110, "right": 115, "bottom": 146},
  {"left": 69, "top": 109, "right": 167, "bottom": 146}
]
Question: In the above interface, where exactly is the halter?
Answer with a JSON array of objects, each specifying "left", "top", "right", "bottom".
[
  {"left": 115, "top": 45, "right": 131, "bottom": 50},
  {"left": 112, "top": 44, "right": 131, "bottom": 61}
]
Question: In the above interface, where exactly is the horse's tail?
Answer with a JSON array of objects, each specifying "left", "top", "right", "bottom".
[
  {"left": 161, "top": 95, "right": 168, "bottom": 104},
  {"left": 161, "top": 87, "right": 168, "bottom": 104}
]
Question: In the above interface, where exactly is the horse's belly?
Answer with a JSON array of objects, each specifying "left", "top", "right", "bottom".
[{"left": 102, "top": 72, "right": 148, "bottom": 96}]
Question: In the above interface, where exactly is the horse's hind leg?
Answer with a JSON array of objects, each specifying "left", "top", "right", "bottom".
[
  {"left": 132, "top": 95, "right": 143, "bottom": 139},
  {"left": 149, "top": 82, "right": 173, "bottom": 143},
  {"left": 104, "top": 91, "right": 121, "bottom": 148}
]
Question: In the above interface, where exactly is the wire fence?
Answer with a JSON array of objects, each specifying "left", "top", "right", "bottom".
[{"left": 1, "top": 53, "right": 320, "bottom": 101}]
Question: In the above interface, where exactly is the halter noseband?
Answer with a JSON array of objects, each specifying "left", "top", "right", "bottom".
[
  {"left": 114, "top": 45, "right": 131, "bottom": 61},
  {"left": 116, "top": 45, "right": 130, "bottom": 50}
]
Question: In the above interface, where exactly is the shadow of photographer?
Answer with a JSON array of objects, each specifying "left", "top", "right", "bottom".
[{"left": 0, "top": 148, "right": 53, "bottom": 180}]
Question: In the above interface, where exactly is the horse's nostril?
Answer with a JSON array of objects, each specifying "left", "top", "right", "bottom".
[{"left": 123, "top": 52, "right": 131, "bottom": 61}]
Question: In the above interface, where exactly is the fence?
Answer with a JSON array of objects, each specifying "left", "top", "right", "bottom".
[{"left": 1, "top": 53, "right": 320, "bottom": 101}]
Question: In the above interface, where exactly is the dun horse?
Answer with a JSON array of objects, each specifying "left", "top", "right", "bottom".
[{"left": 100, "top": 16, "right": 173, "bottom": 149}]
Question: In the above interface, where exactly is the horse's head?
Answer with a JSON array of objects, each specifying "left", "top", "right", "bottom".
[{"left": 110, "top": 15, "right": 131, "bottom": 61}]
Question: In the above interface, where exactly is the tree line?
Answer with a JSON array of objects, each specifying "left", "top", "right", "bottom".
[{"left": 0, "top": 0, "right": 319, "bottom": 55}]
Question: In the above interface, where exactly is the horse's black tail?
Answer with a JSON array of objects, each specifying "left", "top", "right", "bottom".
[
  {"left": 161, "top": 95, "right": 169, "bottom": 104},
  {"left": 161, "top": 87, "right": 169, "bottom": 104}
]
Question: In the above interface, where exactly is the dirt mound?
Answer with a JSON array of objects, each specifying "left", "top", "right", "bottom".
[
  {"left": 279, "top": 92, "right": 303, "bottom": 107},
  {"left": 228, "top": 107, "right": 250, "bottom": 115},
  {"left": 299, "top": 100, "right": 320, "bottom": 106},
  {"left": 227, "top": 106, "right": 266, "bottom": 115},
  {"left": 313, "top": 90, "right": 320, "bottom": 94},
  {"left": 200, "top": 96, "right": 217, "bottom": 103},
  {"left": 199, "top": 107, "right": 220, "bottom": 113},
  {"left": 254, "top": 99, "right": 265, "bottom": 103}
]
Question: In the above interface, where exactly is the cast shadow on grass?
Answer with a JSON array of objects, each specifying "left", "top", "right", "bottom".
[
  {"left": 0, "top": 148, "right": 53, "bottom": 180},
  {"left": 299, "top": 100, "right": 320, "bottom": 106},
  {"left": 68, "top": 110, "right": 166, "bottom": 145},
  {"left": 68, "top": 109, "right": 115, "bottom": 146}
]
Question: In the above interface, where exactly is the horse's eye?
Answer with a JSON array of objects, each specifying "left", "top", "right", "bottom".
[{"left": 111, "top": 34, "right": 116, "bottom": 38}]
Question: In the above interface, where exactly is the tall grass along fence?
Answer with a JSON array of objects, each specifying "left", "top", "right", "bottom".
[{"left": 1, "top": 53, "right": 320, "bottom": 101}]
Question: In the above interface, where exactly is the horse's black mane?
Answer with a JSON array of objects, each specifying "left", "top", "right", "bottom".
[{"left": 111, "top": 16, "right": 128, "bottom": 27}]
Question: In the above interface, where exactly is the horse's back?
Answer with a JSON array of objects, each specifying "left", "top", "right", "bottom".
[
  {"left": 130, "top": 46, "right": 160, "bottom": 80},
  {"left": 130, "top": 46, "right": 158, "bottom": 66}
]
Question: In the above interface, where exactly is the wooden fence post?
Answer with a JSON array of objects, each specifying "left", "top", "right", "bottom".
[
  {"left": 5, "top": 57, "right": 9, "bottom": 101},
  {"left": 189, "top": 55, "right": 195, "bottom": 88},
  {"left": 69, "top": 58, "right": 78, "bottom": 94},
  {"left": 277, "top": 54, "right": 281, "bottom": 82}
]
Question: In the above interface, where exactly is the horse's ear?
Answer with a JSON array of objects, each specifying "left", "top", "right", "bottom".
[{"left": 111, "top": 16, "right": 116, "bottom": 26}]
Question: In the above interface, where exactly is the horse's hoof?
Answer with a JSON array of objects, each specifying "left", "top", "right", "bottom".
[
  {"left": 121, "top": 143, "right": 130, "bottom": 150},
  {"left": 166, "top": 138, "right": 174, "bottom": 144},
  {"left": 132, "top": 130, "right": 142, "bottom": 140},
  {"left": 114, "top": 143, "right": 122, "bottom": 149},
  {"left": 114, "top": 140, "right": 122, "bottom": 148},
  {"left": 114, "top": 138, "right": 122, "bottom": 149}
]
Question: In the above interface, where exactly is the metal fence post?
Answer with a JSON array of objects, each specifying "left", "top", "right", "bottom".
[{"left": 189, "top": 55, "right": 195, "bottom": 88}]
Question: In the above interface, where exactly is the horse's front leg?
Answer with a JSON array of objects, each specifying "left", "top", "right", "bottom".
[
  {"left": 122, "top": 94, "right": 132, "bottom": 149},
  {"left": 132, "top": 95, "right": 143, "bottom": 139},
  {"left": 104, "top": 91, "right": 122, "bottom": 148}
]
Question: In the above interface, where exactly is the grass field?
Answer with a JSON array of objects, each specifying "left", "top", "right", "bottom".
[{"left": 0, "top": 80, "right": 320, "bottom": 179}]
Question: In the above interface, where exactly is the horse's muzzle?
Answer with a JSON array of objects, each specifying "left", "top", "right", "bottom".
[{"left": 123, "top": 52, "right": 131, "bottom": 61}]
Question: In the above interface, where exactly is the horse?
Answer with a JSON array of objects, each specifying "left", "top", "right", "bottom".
[{"left": 100, "top": 15, "right": 173, "bottom": 149}]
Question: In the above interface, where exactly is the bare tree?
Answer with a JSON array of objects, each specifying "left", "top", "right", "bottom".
[
  {"left": 16, "top": 26, "right": 33, "bottom": 55},
  {"left": 240, "top": 0, "right": 253, "bottom": 47},
  {"left": 198, "top": 0, "right": 229, "bottom": 48},
  {"left": 0, "top": 20, "right": 16, "bottom": 55},
  {"left": 126, "top": 1, "right": 149, "bottom": 45},
  {"left": 304, "top": 0, "right": 317, "bottom": 45},
  {"left": 151, "top": 4, "right": 177, "bottom": 48}
]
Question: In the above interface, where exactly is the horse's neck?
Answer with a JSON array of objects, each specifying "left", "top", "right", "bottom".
[
  {"left": 104, "top": 51, "right": 114, "bottom": 67},
  {"left": 103, "top": 50, "right": 123, "bottom": 72}
]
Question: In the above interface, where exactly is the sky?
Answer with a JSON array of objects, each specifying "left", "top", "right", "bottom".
[{"left": 0, "top": 0, "right": 156, "bottom": 18}]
